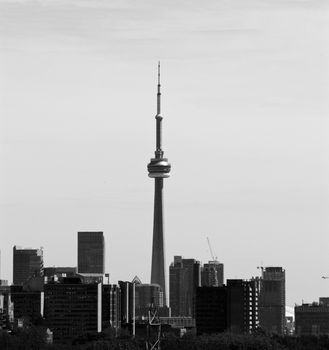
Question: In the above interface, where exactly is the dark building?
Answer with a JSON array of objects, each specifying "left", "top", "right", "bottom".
[
  {"left": 118, "top": 281, "right": 135, "bottom": 335},
  {"left": 295, "top": 298, "right": 329, "bottom": 336},
  {"left": 227, "top": 279, "right": 258, "bottom": 333},
  {"left": 102, "top": 284, "right": 121, "bottom": 330},
  {"left": 147, "top": 63, "right": 171, "bottom": 307},
  {"left": 10, "top": 285, "right": 42, "bottom": 325},
  {"left": 195, "top": 280, "right": 258, "bottom": 335},
  {"left": 44, "top": 278, "right": 120, "bottom": 343},
  {"left": 44, "top": 266, "right": 77, "bottom": 282},
  {"left": 0, "top": 285, "right": 11, "bottom": 330},
  {"left": 133, "top": 277, "right": 163, "bottom": 320},
  {"left": 258, "top": 267, "right": 285, "bottom": 335},
  {"left": 77, "top": 232, "right": 104, "bottom": 276},
  {"left": 13, "top": 246, "right": 43, "bottom": 285},
  {"left": 201, "top": 260, "right": 224, "bottom": 287},
  {"left": 169, "top": 256, "right": 201, "bottom": 317},
  {"left": 196, "top": 287, "right": 227, "bottom": 335}
]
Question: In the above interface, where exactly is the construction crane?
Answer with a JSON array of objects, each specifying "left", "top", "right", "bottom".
[
  {"left": 206, "top": 237, "right": 217, "bottom": 261},
  {"left": 206, "top": 237, "right": 219, "bottom": 286}
]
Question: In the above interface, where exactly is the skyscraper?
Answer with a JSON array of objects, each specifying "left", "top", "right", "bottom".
[
  {"left": 226, "top": 279, "right": 259, "bottom": 333},
  {"left": 77, "top": 232, "right": 104, "bottom": 276},
  {"left": 147, "top": 63, "right": 171, "bottom": 306},
  {"left": 201, "top": 260, "right": 224, "bottom": 287},
  {"left": 13, "top": 246, "right": 43, "bottom": 285},
  {"left": 169, "top": 256, "right": 201, "bottom": 317},
  {"left": 258, "top": 267, "right": 286, "bottom": 335}
]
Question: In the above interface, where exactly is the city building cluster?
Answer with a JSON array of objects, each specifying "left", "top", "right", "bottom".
[
  {"left": 1, "top": 66, "right": 328, "bottom": 345},
  {"left": 1, "top": 234, "right": 326, "bottom": 344}
]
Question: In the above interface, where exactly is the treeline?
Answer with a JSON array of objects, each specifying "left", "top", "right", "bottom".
[{"left": 1, "top": 328, "right": 329, "bottom": 350}]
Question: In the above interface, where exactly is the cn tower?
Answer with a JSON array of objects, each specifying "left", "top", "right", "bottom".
[{"left": 147, "top": 63, "right": 171, "bottom": 306}]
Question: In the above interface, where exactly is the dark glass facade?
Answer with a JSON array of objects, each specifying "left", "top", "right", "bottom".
[
  {"left": 295, "top": 299, "right": 329, "bottom": 336},
  {"left": 77, "top": 232, "right": 104, "bottom": 274},
  {"left": 258, "top": 267, "right": 285, "bottom": 335},
  {"left": 169, "top": 256, "right": 201, "bottom": 317},
  {"left": 196, "top": 286, "right": 227, "bottom": 335},
  {"left": 201, "top": 261, "right": 224, "bottom": 287},
  {"left": 44, "top": 279, "right": 120, "bottom": 343},
  {"left": 10, "top": 285, "right": 42, "bottom": 324},
  {"left": 227, "top": 279, "right": 259, "bottom": 333},
  {"left": 13, "top": 246, "right": 43, "bottom": 285}
]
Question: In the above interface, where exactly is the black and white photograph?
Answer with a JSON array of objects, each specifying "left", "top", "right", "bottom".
[{"left": 0, "top": 0, "right": 328, "bottom": 348}]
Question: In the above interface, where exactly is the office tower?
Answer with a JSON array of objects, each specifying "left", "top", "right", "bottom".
[
  {"left": 201, "top": 260, "right": 224, "bottom": 287},
  {"left": 44, "top": 278, "right": 120, "bottom": 343},
  {"left": 227, "top": 279, "right": 259, "bottom": 333},
  {"left": 169, "top": 256, "right": 201, "bottom": 317},
  {"left": 147, "top": 63, "right": 171, "bottom": 306},
  {"left": 13, "top": 246, "right": 44, "bottom": 285},
  {"left": 196, "top": 286, "right": 227, "bottom": 335},
  {"left": 258, "top": 267, "right": 285, "bottom": 335},
  {"left": 77, "top": 231, "right": 104, "bottom": 277},
  {"left": 295, "top": 298, "right": 329, "bottom": 336}
]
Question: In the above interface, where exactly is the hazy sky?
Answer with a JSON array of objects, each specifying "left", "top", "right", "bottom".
[{"left": 0, "top": 0, "right": 328, "bottom": 307}]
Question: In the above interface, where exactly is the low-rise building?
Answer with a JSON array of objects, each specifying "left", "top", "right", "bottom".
[{"left": 295, "top": 298, "right": 329, "bottom": 336}]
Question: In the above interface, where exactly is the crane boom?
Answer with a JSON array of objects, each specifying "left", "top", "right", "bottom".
[{"left": 206, "top": 237, "right": 217, "bottom": 261}]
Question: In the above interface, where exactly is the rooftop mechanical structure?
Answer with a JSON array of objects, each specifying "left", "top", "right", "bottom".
[{"left": 147, "top": 63, "right": 171, "bottom": 307}]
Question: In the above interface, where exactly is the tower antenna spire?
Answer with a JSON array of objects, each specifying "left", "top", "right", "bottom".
[{"left": 157, "top": 61, "right": 161, "bottom": 116}]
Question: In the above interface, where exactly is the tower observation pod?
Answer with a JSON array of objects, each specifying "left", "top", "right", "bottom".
[{"left": 147, "top": 63, "right": 171, "bottom": 306}]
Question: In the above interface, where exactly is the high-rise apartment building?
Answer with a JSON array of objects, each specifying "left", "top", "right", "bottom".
[
  {"left": 258, "top": 267, "right": 285, "bottom": 335},
  {"left": 13, "top": 246, "right": 43, "bottom": 285},
  {"left": 201, "top": 260, "right": 224, "bottom": 287},
  {"left": 227, "top": 279, "right": 259, "bottom": 333},
  {"left": 169, "top": 256, "right": 201, "bottom": 317},
  {"left": 77, "top": 232, "right": 104, "bottom": 276},
  {"left": 196, "top": 279, "right": 258, "bottom": 335}
]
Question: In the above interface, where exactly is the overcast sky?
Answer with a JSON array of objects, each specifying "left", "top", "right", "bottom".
[{"left": 0, "top": 0, "right": 328, "bottom": 307}]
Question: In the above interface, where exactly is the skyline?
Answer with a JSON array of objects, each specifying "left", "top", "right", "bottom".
[{"left": 0, "top": 0, "right": 329, "bottom": 308}]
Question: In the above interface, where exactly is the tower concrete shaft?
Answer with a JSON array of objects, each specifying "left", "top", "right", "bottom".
[{"left": 147, "top": 63, "right": 171, "bottom": 306}]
